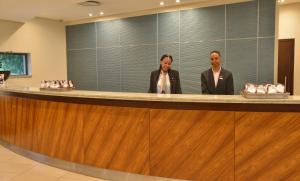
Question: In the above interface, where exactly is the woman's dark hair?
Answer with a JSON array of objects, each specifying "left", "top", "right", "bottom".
[
  {"left": 159, "top": 54, "right": 173, "bottom": 70},
  {"left": 210, "top": 50, "right": 221, "bottom": 57},
  {"left": 160, "top": 54, "right": 173, "bottom": 62}
]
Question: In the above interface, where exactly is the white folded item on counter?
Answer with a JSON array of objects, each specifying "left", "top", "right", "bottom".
[
  {"left": 267, "top": 85, "right": 277, "bottom": 94},
  {"left": 40, "top": 80, "right": 75, "bottom": 89},
  {"left": 244, "top": 83, "right": 286, "bottom": 94},
  {"left": 245, "top": 83, "right": 256, "bottom": 93},
  {"left": 276, "top": 84, "right": 285, "bottom": 93},
  {"left": 256, "top": 85, "right": 266, "bottom": 94}
]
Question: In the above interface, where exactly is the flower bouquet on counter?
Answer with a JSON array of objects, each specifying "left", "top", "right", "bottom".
[
  {"left": 40, "top": 80, "right": 74, "bottom": 91},
  {"left": 241, "top": 83, "right": 289, "bottom": 99}
]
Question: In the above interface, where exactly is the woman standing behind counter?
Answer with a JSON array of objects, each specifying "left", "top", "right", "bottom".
[{"left": 148, "top": 54, "right": 182, "bottom": 94}]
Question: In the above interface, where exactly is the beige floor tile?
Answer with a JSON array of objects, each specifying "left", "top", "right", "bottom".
[
  {"left": 0, "top": 162, "right": 34, "bottom": 174},
  {"left": 0, "top": 146, "right": 11, "bottom": 152},
  {"left": 0, "top": 146, "right": 111, "bottom": 181},
  {"left": 0, "top": 150, "right": 13, "bottom": 156},
  {"left": 0, "top": 149, "right": 19, "bottom": 157},
  {"left": 22, "top": 164, "right": 67, "bottom": 177},
  {"left": 60, "top": 172, "right": 108, "bottom": 181},
  {"left": 0, "top": 154, "right": 14, "bottom": 162},
  {"left": 9, "top": 155, "right": 38, "bottom": 165},
  {"left": 0, "top": 150, "right": 15, "bottom": 159},
  {"left": 57, "top": 178, "right": 107, "bottom": 181},
  {"left": 9, "top": 174, "right": 58, "bottom": 181},
  {"left": 0, "top": 172, "right": 18, "bottom": 181}
]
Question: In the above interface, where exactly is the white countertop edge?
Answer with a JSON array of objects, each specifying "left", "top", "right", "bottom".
[{"left": 1, "top": 86, "right": 300, "bottom": 104}]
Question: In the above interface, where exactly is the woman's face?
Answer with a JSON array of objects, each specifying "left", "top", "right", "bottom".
[{"left": 160, "top": 57, "right": 172, "bottom": 72}]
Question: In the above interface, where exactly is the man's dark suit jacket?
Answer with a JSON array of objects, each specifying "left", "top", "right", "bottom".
[
  {"left": 201, "top": 68, "right": 234, "bottom": 95},
  {"left": 148, "top": 69, "right": 182, "bottom": 94}
]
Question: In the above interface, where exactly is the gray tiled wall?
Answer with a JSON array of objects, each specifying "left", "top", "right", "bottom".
[
  {"left": 180, "top": 6, "right": 225, "bottom": 42},
  {"left": 97, "top": 20, "right": 120, "bottom": 47},
  {"left": 120, "top": 15, "right": 157, "bottom": 45},
  {"left": 226, "top": 1, "right": 258, "bottom": 39},
  {"left": 227, "top": 39, "right": 258, "bottom": 94},
  {"left": 66, "top": 0, "right": 275, "bottom": 94},
  {"left": 66, "top": 23, "right": 96, "bottom": 49},
  {"left": 180, "top": 41, "right": 225, "bottom": 93},
  {"left": 259, "top": 0, "right": 276, "bottom": 37},
  {"left": 67, "top": 49, "right": 97, "bottom": 90},
  {"left": 121, "top": 45, "right": 157, "bottom": 92},
  {"left": 258, "top": 38, "right": 275, "bottom": 84},
  {"left": 97, "top": 47, "right": 121, "bottom": 92},
  {"left": 158, "top": 12, "right": 179, "bottom": 43}
]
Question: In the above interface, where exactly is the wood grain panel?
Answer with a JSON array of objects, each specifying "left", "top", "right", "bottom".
[
  {"left": 236, "top": 112, "right": 300, "bottom": 180},
  {"left": 32, "top": 100, "right": 84, "bottom": 163},
  {"left": 150, "top": 110, "right": 234, "bottom": 180},
  {"left": 2, "top": 93, "right": 300, "bottom": 180},
  {"left": 0, "top": 96, "right": 6, "bottom": 140},
  {"left": 0, "top": 96, "right": 16, "bottom": 144},
  {"left": 14, "top": 98, "right": 36, "bottom": 150},
  {"left": 83, "top": 106, "right": 150, "bottom": 174}
]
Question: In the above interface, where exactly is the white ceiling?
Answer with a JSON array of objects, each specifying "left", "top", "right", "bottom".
[
  {"left": 0, "top": 0, "right": 299, "bottom": 23},
  {"left": 0, "top": 0, "right": 208, "bottom": 22}
]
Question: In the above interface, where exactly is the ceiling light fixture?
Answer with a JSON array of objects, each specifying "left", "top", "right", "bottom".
[
  {"left": 277, "top": 0, "right": 285, "bottom": 3},
  {"left": 88, "top": 13, "right": 93, "bottom": 17},
  {"left": 176, "top": 0, "right": 180, "bottom": 3},
  {"left": 160, "top": 1, "right": 164, "bottom": 6},
  {"left": 100, "top": 12, "right": 104, "bottom": 15},
  {"left": 78, "top": 0, "right": 101, "bottom": 6}
]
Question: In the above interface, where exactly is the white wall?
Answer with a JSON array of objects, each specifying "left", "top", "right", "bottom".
[
  {"left": 278, "top": 3, "right": 300, "bottom": 95},
  {"left": 0, "top": 18, "right": 67, "bottom": 87}
]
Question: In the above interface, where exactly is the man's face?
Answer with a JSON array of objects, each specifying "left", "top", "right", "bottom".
[{"left": 210, "top": 52, "right": 221, "bottom": 68}]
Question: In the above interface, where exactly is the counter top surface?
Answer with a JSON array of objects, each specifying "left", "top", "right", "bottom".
[{"left": 1, "top": 86, "right": 300, "bottom": 104}]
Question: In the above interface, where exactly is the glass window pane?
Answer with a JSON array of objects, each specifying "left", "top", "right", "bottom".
[{"left": 0, "top": 52, "right": 28, "bottom": 76}]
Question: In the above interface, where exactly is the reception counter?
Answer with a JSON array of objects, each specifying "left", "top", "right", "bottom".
[{"left": 0, "top": 86, "right": 299, "bottom": 180}]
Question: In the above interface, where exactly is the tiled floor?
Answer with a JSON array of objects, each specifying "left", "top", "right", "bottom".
[{"left": 0, "top": 145, "right": 107, "bottom": 181}]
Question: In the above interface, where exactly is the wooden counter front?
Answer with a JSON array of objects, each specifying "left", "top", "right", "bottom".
[{"left": 0, "top": 88, "right": 299, "bottom": 180}]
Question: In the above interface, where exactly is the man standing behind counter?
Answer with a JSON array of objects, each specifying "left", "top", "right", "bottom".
[{"left": 201, "top": 51, "right": 234, "bottom": 95}]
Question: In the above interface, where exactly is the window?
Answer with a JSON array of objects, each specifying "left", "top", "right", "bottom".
[{"left": 0, "top": 52, "right": 30, "bottom": 76}]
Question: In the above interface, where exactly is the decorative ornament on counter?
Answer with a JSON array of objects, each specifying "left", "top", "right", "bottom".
[
  {"left": 0, "top": 73, "right": 4, "bottom": 87},
  {"left": 242, "top": 83, "right": 289, "bottom": 99},
  {"left": 0, "top": 71, "right": 11, "bottom": 87},
  {"left": 40, "top": 80, "right": 74, "bottom": 91}
]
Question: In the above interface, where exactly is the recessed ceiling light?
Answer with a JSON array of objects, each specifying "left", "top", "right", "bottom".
[
  {"left": 78, "top": 0, "right": 101, "bottom": 6},
  {"left": 176, "top": 0, "right": 180, "bottom": 3},
  {"left": 277, "top": 0, "right": 285, "bottom": 3},
  {"left": 160, "top": 1, "right": 164, "bottom": 6},
  {"left": 88, "top": 13, "right": 93, "bottom": 17},
  {"left": 100, "top": 12, "right": 104, "bottom": 15}
]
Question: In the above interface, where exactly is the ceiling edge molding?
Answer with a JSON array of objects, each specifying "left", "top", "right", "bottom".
[{"left": 66, "top": 0, "right": 250, "bottom": 25}]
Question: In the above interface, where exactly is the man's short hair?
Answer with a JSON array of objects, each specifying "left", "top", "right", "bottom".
[{"left": 210, "top": 50, "right": 221, "bottom": 57}]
